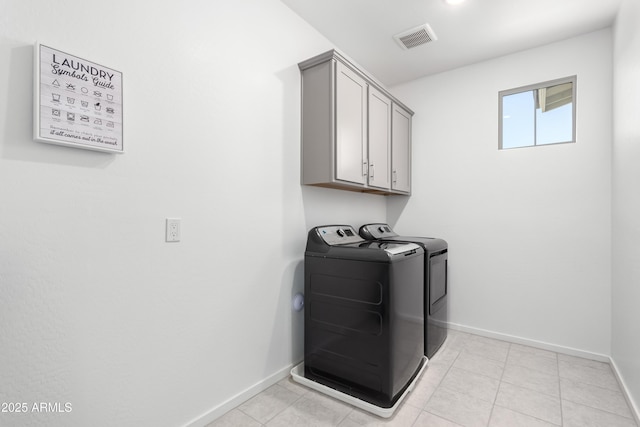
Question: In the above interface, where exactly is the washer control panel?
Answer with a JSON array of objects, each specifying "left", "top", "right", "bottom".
[{"left": 316, "top": 225, "right": 364, "bottom": 246}]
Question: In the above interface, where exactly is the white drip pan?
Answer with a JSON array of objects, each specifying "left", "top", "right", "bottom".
[{"left": 290, "top": 356, "right": 428, "bottom": 418}]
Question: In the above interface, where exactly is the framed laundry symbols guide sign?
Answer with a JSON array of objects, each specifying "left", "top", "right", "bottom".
[{"left": 34, "top": 43, "right": 124, "bottom": 153}]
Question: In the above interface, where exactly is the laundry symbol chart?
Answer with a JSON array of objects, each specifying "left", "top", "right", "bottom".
[{"left": 36, "top": 44, "right": 123, "bottom": 153}]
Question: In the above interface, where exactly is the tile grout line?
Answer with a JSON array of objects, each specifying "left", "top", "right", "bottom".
[
  {"left": 494, "top": 343, "right": 566, "bottom": 426},
  {"left": 242, "top": 383, "right": 306, "bottom": 426},
  {"left": 237, "top": 407, "right": 263, "bottom": 426},
  {"left": 411, "top": 343, "right": 464, "bottom": 427},
  {"left": 564, "top": 403, "right": 637, "bottom": 424},
  {"left": 557, "top": 350, "right": 564, "bottom": 426},
  {"left": 559, "top": 362, "right": 637, "bottom": 421},
  {"left": 485, "top": 341, "right": 511, "bottom": 427},
  {"left": 561, "top": 393, "right": 637, "bottom": 421},
  {"left": 335, "top": 404, "right": 354, "bottom": 426},
  {"left": 499, "top": 362, "right": 563, "bottom": 399}
]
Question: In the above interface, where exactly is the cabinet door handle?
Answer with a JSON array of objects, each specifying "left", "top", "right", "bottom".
[
  {"left": 370, "top": 164, "right": 374, "bottom": 178},
  {"left": 393, "top": 170, "right": 397, "bottom": 183},
  {"left": 363, "top": 161, "right": 368, "bottom": 176}
]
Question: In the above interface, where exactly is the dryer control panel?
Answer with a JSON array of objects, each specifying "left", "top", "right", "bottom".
[
  {"left": 315, "top": 225, "right": 363, "bottom": 246},
  {"left": 359, "top": 223, "right": 398, "bottom": 240}
]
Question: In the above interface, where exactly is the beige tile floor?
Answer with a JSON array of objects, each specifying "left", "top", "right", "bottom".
[{"left": 207, "top": 330, "right": 638, "bottom": 427}]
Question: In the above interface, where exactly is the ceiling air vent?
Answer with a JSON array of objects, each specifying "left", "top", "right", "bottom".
[{"left": 393, "top": 24, "right": 438, "bottom": 50}]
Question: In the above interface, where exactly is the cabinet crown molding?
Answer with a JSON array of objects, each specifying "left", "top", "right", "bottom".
[{"left": 298, "top": 49, "right": 414, "bottom": 116}]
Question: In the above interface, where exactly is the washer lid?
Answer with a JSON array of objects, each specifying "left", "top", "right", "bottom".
[{"left": 382, "top": 242, "right": 421, "bottom": 255}]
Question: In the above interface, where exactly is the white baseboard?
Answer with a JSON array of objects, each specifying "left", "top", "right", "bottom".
[
  {"left": 448, "top": 322, "right": 640, "bottom": 423},
  {"left": 609, "top": 357, "right": 640, "bottom": 426},
  {"left": 447, "top": 322, "right": 611, "bottom": 362},
  {"left": 182, "top": 364, "right": 293, "bottom": 427}
]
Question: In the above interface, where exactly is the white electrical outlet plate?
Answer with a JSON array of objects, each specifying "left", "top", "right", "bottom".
[{"left": 166, "top": 218, "right": 181, "bottom": 242}]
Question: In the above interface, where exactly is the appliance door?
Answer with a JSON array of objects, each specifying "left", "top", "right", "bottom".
[{"left": 429, "top": 250, "right": 447, "bottom": 316}]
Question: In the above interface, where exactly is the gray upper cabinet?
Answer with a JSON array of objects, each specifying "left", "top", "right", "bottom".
[
  {"left": 392, "top": 104, "right": 412, "bottom": 194},
  {"left": 368, "top": 86, "right": 391, "bottom": 190},
  {"left": 299, "top": 50, "right": 413, "bottom": 196},
  {"left": 335, "top": 61, "right": 367, "bottom": 186}
]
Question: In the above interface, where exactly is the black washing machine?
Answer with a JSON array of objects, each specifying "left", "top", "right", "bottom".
[
  {"left": 359, "top": 223, "right": 448, "bottom": 359},
  {"left": 304, "top": 225, "right": 426, "bottom": 408}
]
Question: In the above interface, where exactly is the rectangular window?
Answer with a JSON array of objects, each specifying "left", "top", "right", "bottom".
[{"left": 499, "top": 76, "right": 576, "bottom": 150}]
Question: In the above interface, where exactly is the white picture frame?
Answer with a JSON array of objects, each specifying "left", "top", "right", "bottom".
[{"left": 34, "top": 43, "right": 124, "bottom": 153}]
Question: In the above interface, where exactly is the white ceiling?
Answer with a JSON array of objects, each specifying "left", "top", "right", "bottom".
[{"left": 281, "top": 0, "right": 622, "bottom": 86}]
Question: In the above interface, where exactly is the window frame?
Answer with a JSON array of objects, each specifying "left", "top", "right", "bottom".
[{"left": 498, "top": 75, "right": 577, "bottom": 150}]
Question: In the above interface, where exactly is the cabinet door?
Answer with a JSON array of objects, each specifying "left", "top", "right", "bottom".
[
  {"left": 335, "top": 62, "right": 367, "bottom": 185},
  {"left": 368, "top": 87, "right": 391, "bottom": 190},
  {"left": 392, "top": 104, "right": 412, "bottom": 193}
]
